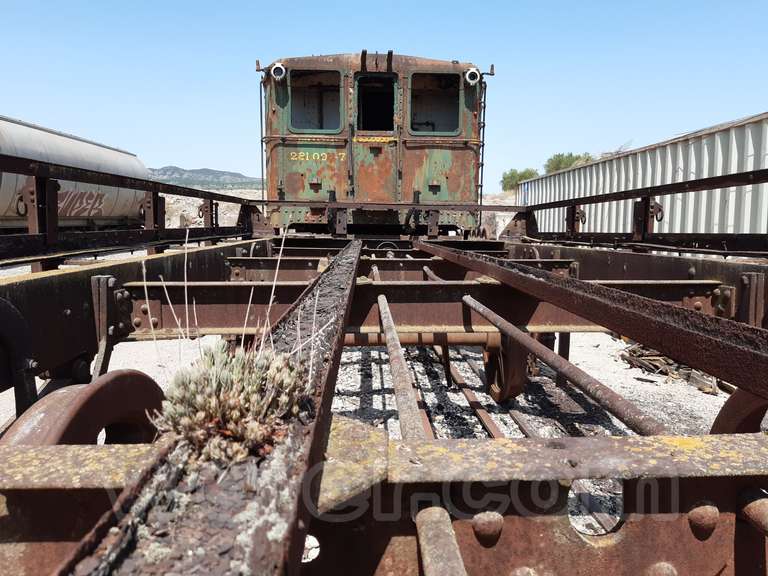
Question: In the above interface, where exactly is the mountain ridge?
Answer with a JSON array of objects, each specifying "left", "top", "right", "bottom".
[{"left": 148, "top": 166, "right": 262, "bottom": 190}]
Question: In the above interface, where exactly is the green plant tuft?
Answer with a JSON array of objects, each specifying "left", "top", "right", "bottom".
[{"left": 155, "top": 340, "right": 308, "bottom": 463}]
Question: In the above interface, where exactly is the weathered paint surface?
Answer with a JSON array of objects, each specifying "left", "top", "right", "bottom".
[{"left": 263, "top": 53, "right": 482, "bottom": 229}]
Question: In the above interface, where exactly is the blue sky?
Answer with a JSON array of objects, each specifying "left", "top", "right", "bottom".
[{"left": 1, "top": 0, "right": 766, "bottom": 194}]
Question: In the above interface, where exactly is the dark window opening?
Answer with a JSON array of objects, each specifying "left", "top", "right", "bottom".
[
  {"left": 290, "top": 70, "right": 341, "bottom": 131},
  {"left": 357, "top": 75, "right": 395, "bottom": 131},
  {"left": 410, "top": 73, "right": 460, "bottom": 133}
]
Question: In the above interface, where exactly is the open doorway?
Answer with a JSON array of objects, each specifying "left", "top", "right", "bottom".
[{"left": 356, "top": 74, "right": 396, "bottom": 131}]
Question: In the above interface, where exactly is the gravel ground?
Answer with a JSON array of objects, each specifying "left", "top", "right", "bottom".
[
  {"left": 330, "top": 332, "right": 729, "bottom": 536},
  {"left": 332, "top": 332, "right": 726, "bottom": 439}
]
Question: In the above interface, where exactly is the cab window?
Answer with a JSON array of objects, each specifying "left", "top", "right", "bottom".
[
  {"left": 410, "top": 73, "right": 460, "bottom": 133},
  {"left": 290, "top": 70, "right": 341, "bottom": 131},
  {"left": 356, "top": 74, "right": 396, "bottom": 131}
]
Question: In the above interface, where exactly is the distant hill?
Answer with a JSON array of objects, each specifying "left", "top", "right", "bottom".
[{"left": 148, "top": 166, "right": 263, "bottom": 190}]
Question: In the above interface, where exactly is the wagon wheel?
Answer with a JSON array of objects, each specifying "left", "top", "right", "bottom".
[
  {"left": 0, "top": 370, "right": 164, "bottom": 446},
  {"left": 710, "top": 388, "right": 768, "bottom": 434}
]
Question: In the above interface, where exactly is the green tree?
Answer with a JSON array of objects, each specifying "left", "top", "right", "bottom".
[
  {"left": 500, "top": 167, "right": 539, "bottom": 191},
  {"left": 544, "top": 152, "right": 594, "bottom": 174}
]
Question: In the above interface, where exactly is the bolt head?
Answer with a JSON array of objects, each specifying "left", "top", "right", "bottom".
[
  {"left": 688, "top": 502, "right": 719, "bottom": 540},
  {"left": 693, "top": 301, "right": 703, "bottom": 311},
  {"left": 151, "top": 317, "right": 159, "bottom": 328},
  {"left": 107, "top": 277, "right": 117, "bottom": 288},
  {"left": 140, "top": 304, "right": 149, "bottom": 314},
  {"left": 471, "top": 511, "right": 504, "bottom": 547},
  {"left": 133, "top": 317, "right": 142, "bottom": 328}
]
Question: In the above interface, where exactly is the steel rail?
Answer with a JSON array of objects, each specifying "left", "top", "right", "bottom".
[
  {"left": 0, "top": 153, "right": 259, "bottom": 205},
  {"left": 462, "top": 295, "right": 666, "bottom": 436},
  {"left": 378, "top": 293, "right": 431, "bottom": 440},
  {"left": 432, "top": 345, "right": 504, "bottom": 439},
  {"left": 417, "top": 241, "right": 768, "bottom": 400},
  {"left": 524, "top": 168, "right": 768, "bottom": 211}
]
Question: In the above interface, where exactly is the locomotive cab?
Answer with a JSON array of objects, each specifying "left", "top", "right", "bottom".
[{"left": 261, "top": 51, "right": 486, "bottom": 236}]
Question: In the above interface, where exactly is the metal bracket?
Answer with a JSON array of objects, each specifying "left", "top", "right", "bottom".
[
  {"left": 565, "top": 205, "right": 585, "bottom": 238},
  {"left": 738, "top": 273, "right": 765, "bottom": 327},
  {"left": 144, "top": 192, "right": 166, "bottom": 255},
  {"left": 24, "top": 177, "right": 60, "bottom": 272},
  {"left": 632, "top": 197, "right": 663, "bottom": 242},
  {"left": 484, "top": 334, "right": 528, "bottom": 402},
  {"left": 427, "top": 210, "right": 439, "bottom": 238},
  {"left": 90, "top": 276, "right": 133, "bottom": 380},
  {"left": 334, "top": 208, "right": 348, "bottom": 236},
  {"left": 713, "top": 284, "right": 736, "bottom": 319}
]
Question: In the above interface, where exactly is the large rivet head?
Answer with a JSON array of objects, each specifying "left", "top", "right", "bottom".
[
  {"left": 472, "top": 511, "right": 504, "bottom": 547},
  {"left": 688, "top": 502, "right": 719, "bottom": 540}
]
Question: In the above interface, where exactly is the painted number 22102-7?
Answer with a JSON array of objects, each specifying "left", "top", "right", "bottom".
[{"left": 289, "top": 151, "right": 346, "bottom": 162}]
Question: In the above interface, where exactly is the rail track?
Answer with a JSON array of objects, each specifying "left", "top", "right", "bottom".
[{"left": 1, "top": 157, "right": 768, "bottom": 574}]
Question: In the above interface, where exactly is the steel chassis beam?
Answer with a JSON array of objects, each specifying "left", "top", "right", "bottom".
[{"left": 417, "top": 241, "right": 768, "bottom": 399}]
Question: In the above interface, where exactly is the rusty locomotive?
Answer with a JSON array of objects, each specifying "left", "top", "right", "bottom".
[{"left": 260, "top": 51, "right": 488, "bottom": 235}]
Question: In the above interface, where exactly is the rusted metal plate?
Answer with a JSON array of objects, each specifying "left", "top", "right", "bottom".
[
  {"left": 0, "top": 238, "right": 269, "bottom": 376},
  {"left": 0, "top": 444, "right": 160, "bottom": 489},
  {"left": 317, "top": 415, "right": 387, "bottom": 515},
  {"left": 388, "top": 433, "right": 768, "bottom": 484}
]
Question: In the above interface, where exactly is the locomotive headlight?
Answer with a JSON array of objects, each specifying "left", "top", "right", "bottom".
[
  {"left": 271, "top": 62, "right": 287, "bottom": 82},
  {"left": 464, "top": 67, "right": 481, "bottom": 86}
]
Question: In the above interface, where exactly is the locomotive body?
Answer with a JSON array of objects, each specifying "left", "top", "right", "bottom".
[
  {"left": 0, "top": 115, "right": 147, "bottom": 229},
  {"left": 262, "top": 52, "right": 485, "bottom": 233}
]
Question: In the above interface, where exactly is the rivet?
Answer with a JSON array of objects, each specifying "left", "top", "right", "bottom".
[
  {"left": 133, "top": 317, "right": 142, "bottom": 328},
  {"left": 645, "top": 562, "right": 677, "bottom": 576},
  {"left": 688, "top": 502, "right": 719, "bottom": 540},
  {"left": 693, "top": 301, "right": 703, "bottom": 311},
  {"left": 118, "top": 322, "right": 125, "bottom": 332},
  {"left": 471, "top": 511, "right": 504, "bottom": 546},
  {"left": 688, "top": 266, "right": 696, "bottom": 279},
  {"left": 713, "top": 288, "right": 721, "bottom": 297},
  {"left": 63, "top": 308, "right": 71, "bottom": 317},
  {"left": 140, "top": 304, "right": 149, "bottom": 314},
  {"left": 108, "top": 325, "right": 115, "bottom": 336},
  {"left": 107, "top": 277, "right": 117, "bottom": 288},
  {"left": 151, "top": 317, "right": 159, "bottom": 328}
]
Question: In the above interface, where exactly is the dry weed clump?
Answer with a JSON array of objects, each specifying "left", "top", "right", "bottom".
[{"left": 155, "top": 340, "right": 309, "bottom": 463}]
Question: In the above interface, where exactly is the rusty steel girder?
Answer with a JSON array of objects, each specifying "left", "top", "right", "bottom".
[{"left": 416, "top": 241, "right": 768, "bottom": 399}]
